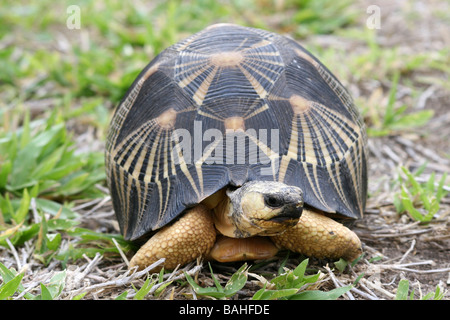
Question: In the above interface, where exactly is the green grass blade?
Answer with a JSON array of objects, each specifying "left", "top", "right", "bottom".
[
  {"left": 12, "top": 188, "right": 30, "bottom": 224},
  {"left": 289, "top": 286, "right": 352, "bottom": 300},
  {"left": 39, "top": 283, "right": 53, "bottom": 300},
  {"left": 134, "top": 277, "right": 154, "bottom": 300},
  {"left": 395, "top": 279, "right": 411, "bottom": 300},
  {"left": 0, "top": 272, "right": 24, "bottom": 300}
]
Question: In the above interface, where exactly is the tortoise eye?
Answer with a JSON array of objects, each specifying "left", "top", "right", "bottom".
[{"left": 264, "top": 195, "right": 284, "bottom": 208}]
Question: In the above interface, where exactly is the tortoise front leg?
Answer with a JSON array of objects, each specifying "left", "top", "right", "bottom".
[
  {"left": 129, "top": 205, "right": 216, "bottom": 271},
  {"left": 271, "top": 209, "right": 362, "bottom": 262}
]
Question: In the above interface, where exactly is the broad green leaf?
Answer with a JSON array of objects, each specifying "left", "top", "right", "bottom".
[
  {"left": 223, "top": 263, "right": 248, "bottom": 294},
  {"left": 66, "top": 228, "right": 129, "bottom": 247},
  {"left": 0, "top": 272, "right": 24, "bottom": 300},
  {"left": 47, "top": 218, "right": 79, "bottom": 231},
  {"left": 252, "top": 288, "right": 299, "bottom": 300},
  {"left": 184, "top": 272, "right": 226, "bottom": 298},
  {"left": 39, "top": 283, "right": 53, "bottom": 300},
  {"left": 31, "top": 143, "right": 67, "bottom": 180},
  {"left": 19, "top": 109, "right": 31, "bottom": 149},
  {"left": 390, "top": 110, "right": 434, "bottom": 130},
  {"left": 154, "top": 280, "right": 173, "bottom": 297},
  {"left": 35, "top": 198, "right": 78, "bottom": 220},
  {"left": 40, "top": 158, "right": 84, "bottom": 181},
  {"left": 289, "top": 286, "right": 352, "bottom": 300},
  {"left": 334, "top": 258, "right": 349, "bottom": 273},
  {"left": 400, "top": 186, "right": 424, "bottom": 221},
  {"left": 12, "top": 188, "right": 30, "bottom": 224},
  {"left": 395, "top": 279, "right": 410, "bottom": 300},
  {"left": 72, "top": 292, "right": 88, "bottom": 300},
  {"left": 58, "top": 172, "right": 90, "bottom": 195},
  {"left": 10, "top": 123, "right": 65, "bottom": 189},
  {"left": 0, "top": 192, "right": 14, "bottom": 221},
  {"left": 46, "top": 270, "right": 66, "bottom": 298},
  {"left": 46, "top": 233, "right": 62, "bottom": 251},
  {"left": 293, "top": 258, "right": 308, "bottom": 279},
  {"left": 0, "top": 159, "right": 12, "bottom": 189},
  {"left": 115, "top": 291, "right": 128, "bottom": 300},
  {"left": 185, "top": 263, "right": 248, "bottom": 299}
]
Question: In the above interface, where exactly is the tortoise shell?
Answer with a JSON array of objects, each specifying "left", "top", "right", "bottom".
[{"left": 105, "top": 24, "right": 368, "bottom": 241}]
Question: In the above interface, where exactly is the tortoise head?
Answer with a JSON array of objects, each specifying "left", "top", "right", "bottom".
[{"left": 213, "top": 181, "right": 303, "bottom": 238}]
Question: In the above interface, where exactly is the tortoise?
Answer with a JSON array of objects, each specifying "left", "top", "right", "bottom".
[{"left": 105, "top": 23, "right": 368, "bottom": 271}]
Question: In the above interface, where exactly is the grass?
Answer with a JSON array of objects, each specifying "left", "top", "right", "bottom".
[
  {"left": 185, "top": 259, "right": 352, "bottom": 300},
  {"left": 1, "top": 0, "right": 449, "bottom": 300},
  {"left": 394, "top": 164, "right": 448, "bottom": 223},
  {"left": 395, "top": 279, "right": 446, "bottom": 301}
]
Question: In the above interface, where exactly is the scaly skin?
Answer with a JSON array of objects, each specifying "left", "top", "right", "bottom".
[
  {"left": 271, "top": 209, "right": 362, "bottom": 262},
  {"left": 129, "top": 206, "right": 362, "bottom": 271},
  {"left": 129, "top": 205, "right": 216, "bottom": 271}
]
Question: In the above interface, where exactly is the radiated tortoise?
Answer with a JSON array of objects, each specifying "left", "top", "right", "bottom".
[{"left": 105, "top": 23, "right": 368, "bottom": 271}]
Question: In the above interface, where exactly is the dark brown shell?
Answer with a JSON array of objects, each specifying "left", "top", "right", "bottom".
[{"left": 106, "top": 24, "right": 368, "bottom": 241}]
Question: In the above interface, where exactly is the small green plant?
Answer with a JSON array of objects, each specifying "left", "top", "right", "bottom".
[
  {"left": 185, "top": 259, "right": 351, "bottom": 300},
  {"left": 367, "top": 72, "right": 434, "bottom": 137},
  {"left": 0, "top": 108, "right": 105, "bottom": 201},
  {"left": 0, "top": 107, "right": 131, "bottom": 266},
  {"left": 252, "top": 259, "right": 351, "bottom": 300},
  {"left": 132, "top": 269, "right": 173, "bottom": 300},
  {"left": 0, "top": 262, "right": 67, "bottom": 300},
  {"left": 285, "top": 0, "right": 358, "bottom": 38},
  {"left": 394, "top": 164, "right": 448, "bottom": 222},
  {"left": 395, "top": 279, "right": 446, "bottom": 300},
  {"left": 185, "top": 263, "right": 249, "bottom": 299}
]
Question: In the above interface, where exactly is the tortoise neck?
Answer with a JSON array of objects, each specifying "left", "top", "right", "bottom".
[{"left": 212, "top": 197, "right": 240, "bottom": 237}]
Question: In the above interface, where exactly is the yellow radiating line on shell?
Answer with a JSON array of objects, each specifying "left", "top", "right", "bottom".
[
  {"left": 246, "top": 132, "right": 279, "bottom": 180},
  {"left": 302, "top": 162, "right": 333, "bottom": 212},
  {"left": 197, "top": 109, "right": 224, "bottom": 121},
  {"left": 154, "top": 180, "right": 164, "bottom": 227},
  {"left": 244, "top": 39, "right": 271, "bottom": 51},
  {"left": 277, "top": 155, "right": 291, "bottom": 183},
  {"left": 297, "top": 113, "right": 317, "bottom": 165},
  {"left": 307, "top": 105, "right": 336, "bottom": 166},
  {"left": 178, "top": 63, "right": 213, "bottom": 89},
  {"left": 124, "top": 173, "right": 134, "bottom": 232},
  {"left": 245, "top": 57, "right": 284, "bottom": 67},
  {"left": 143, "top": 129, "right": 163, "bottom": 183},
  {"left": 122, "top": 123, "right": 155, "bottom": 176},
  {"left": 192, "top": 66, "right": 219, "bottom": 106},
  {"left": 171, "top": 130, "right": 200, "bottom": 199},
  {"left": 108, "top": 63, "right": 160, "bottom": 151},
  {"left": 194, "top": 137, "right": 223, "bottom": 196},
  {"left": 286, "top": 115, "right": 299, "bottom": 160},
  {"left": 240, "top": 62, "right": 275, "bottom": 86},
  {"left": 243, "top": 103, "right": 269, "bottom": 119},
  {"left": 238, "top": 65, "right": 268, "bottom": 99},
  {"left": 131, "top": 125, "right": 155, "bottom": 181}
]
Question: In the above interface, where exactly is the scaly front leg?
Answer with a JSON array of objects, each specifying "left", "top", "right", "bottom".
[
  {"left": 271, "top": 208, "right": 362, "bottom": 262},
  {"left": 129, "top": 205, "right": 216, "bottom": 271}
]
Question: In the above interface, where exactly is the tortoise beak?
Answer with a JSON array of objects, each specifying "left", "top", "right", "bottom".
[{"left": 268, "top": 202, "right": 303, "bottom": 224}]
